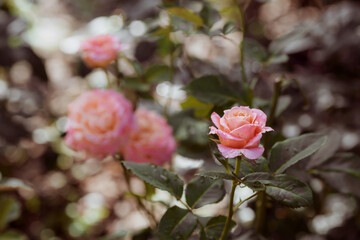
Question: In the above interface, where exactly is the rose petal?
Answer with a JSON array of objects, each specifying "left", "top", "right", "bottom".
[
  {"left": 245, "top": 133, "right": 262, "bottom": 148},
  {"left": 251, "top": 108, "right": 267, "bottom": 126},
  {"left": 262, "top": 126, "right": 274, "bottom": 133},
  {"left": 217, "top": 144, "right": 264, "bottom": 159},
  {"left": 230, "top": 124, "right": 258, "bottom": 140},
  {"left": 240, "top": 147, "right": 264, "bottom": 159},
  {"left": 210, "top": 127, "right": 244, "bottom": 142},
  {"left": 210, "top": 112, "right": 221, "bottom": 129},
  {"left": 220, "top": 117, "right": 231, "bottom": 131}
]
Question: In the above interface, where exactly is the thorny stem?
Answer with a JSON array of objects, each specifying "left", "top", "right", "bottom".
[
  {"left": 119, "top": 161, "right": 158, "bottom": 228},
  {"left": 220, "top": 156, "right": 242, "bottom": 240}
]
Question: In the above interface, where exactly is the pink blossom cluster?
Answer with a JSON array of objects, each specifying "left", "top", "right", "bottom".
[{"left": 65, "top": 90, "right": 176, "bottom": 165}]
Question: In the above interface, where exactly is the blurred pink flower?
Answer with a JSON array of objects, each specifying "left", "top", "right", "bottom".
[
  {"left": 123, "top": 109, "right": 176, "bottom": 165},
  {"left": 65, "top": 89, "right": 135, "bottom": 158},
  {"left": 210, "top": 106, "right": 273, "bottom": 159},
  {"left": 80, "top": 35, "right": 121, "bottom": 68}
]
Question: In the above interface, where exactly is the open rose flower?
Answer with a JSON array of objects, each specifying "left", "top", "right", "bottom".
[
  {"left": 209, "top": 106, "right": 273, "bottom": 159},
  {"left": 123, "top": 109, "right": 176, "bottom": 165},
  {"left": 65, "top": 89, "right": 135, "bottom": 158},
  {"left": 80, "top": 34, "right": 121, "bottom": 68}
]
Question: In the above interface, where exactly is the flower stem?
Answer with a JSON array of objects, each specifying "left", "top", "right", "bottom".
[
  {"left": 255, "top": 191, "right": 266, "bottom": 234},
  {"left": 233, "top": 191, "right": 258, "bottom": 212},
  {"left": 220, "top": 156, "right": 242, "bottom": 240}
]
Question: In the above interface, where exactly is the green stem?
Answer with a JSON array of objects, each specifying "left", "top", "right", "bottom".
[
  {"left": 268, "top": 77, "right": 283, "bottom": 126},
  {"left": 220, "top": 157, "right": 242, "bottom": 240},
  {"left": 233, "top": 191, "right": 258, "bottom": 211},
  {"left": 255, "top": 191, "right": 266, "bottom": 234},
  {"left": 119, "top": 161, "right": 158, "bottom": 228},
  {"left": 234, "top": 0, "right": 248, "bottom": 86}
]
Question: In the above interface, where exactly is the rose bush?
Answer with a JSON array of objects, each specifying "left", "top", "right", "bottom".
[
  {"left": 123, "top": 109, "right": 176, "bottom": 165},
  {"left": 80, "top": 34, "right": 121, "bottom": 68},
  {"left": 65, "top": 89, "right": 135, "bottom": 158},
  {"left": 210, "top": 106, "right": 273, "bottom": 159}
]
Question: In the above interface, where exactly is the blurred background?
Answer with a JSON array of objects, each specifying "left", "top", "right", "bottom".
[{"left": 0, "top": 0, "right": 360, "bottom": 239}]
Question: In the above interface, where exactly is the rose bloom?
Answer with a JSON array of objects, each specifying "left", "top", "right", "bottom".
[
  {"left": 123, "top": 109, "right": 176, "bottom": 165},
  {"left": 80, "top": 35, "right": 121, "bottom": 68},
  {"left": 210, "top": 106, "right": 273, "bottom": 159},
  {"left": 65, "top": 89, "right": 135, "bottom": 158}
]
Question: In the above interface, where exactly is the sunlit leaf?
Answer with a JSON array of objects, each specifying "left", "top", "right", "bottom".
[
  {"left": 181, "top": 96, "right": 214, "bottom": 118},
  {"left": 186, "top": 176, "right": 225, "bottom": 209},
  {"left": 158, "top": 206, "right": 197, "bottom": 240},
  {"left": 167, "top": 7, "right": 203, "bottom": 28},
  {"left": 123, "top": 162, "right": 183, "bottom": 199},
  {"left": 0, "top": 195, "right": 21, "bottom": 231}
]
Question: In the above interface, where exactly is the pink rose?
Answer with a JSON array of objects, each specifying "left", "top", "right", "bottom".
[
  {"left": 65, "top": 89, "right": 135, "bottom": 158},
  {"left": 80, "top": 35, "right": 121, "bottom": 68},
  {"left": 123, "top": 109, "right": 176, "bottom": 165},
  {"left": 209, "top": 106, "right": 273, "bottom": 160}
]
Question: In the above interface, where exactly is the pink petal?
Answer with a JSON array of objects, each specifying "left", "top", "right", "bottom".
[
  {"left": 210, "top": 127, "right": 244, "bottom": 142},
  {"left": 251, "top": 108, "right": 267, "bottom": 126},
  {"left": 230, "top": 124, "right": 258, "bottom": 140},
  {"left": 262, "top": 126, "right": 274, "bottom": 133},
  {"left": 240, "top": 147, "right": 264, "bottom": 159},
  {"left": 210, "top": 112, "right": 221, "bottom": 129},
  {"left": 220, "top": 117, "right": 230, "bottom": 131},
  {"left": 245, "top": 133, "right": 262, "bottom": 148},
  {"left": 217, "top": 144, "right": 264, "bottom": 159}
]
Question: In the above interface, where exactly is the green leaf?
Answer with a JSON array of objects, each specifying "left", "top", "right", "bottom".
[
  {"left": 122, "top": 77, "right": 150, "bottom": 92},
  {"left": 184, "top": 75, "right": 240, "bottom": 105},
  {"left": 123, "top": 162, "right": 184, "bottom": 199},
  {"left": 264, "top": 175, "right": 313, "bottom": 208},
  {"left": 200, "top": 216, "right": 235, "bottom": 240},
  {"left": 0, "top": 196, "right": 21, "bottom": 230},
  {"left": 196, "top": 171, "right": 236, "bottom": 180},
  {"left": 186, "top": 176, "right": 225, "bottom": 208},
  {"left": 242, "top": 172, "right": 270, "bottom": 191},
  {"left": 240, "top": 157, "right": 269, "bottom": 176},
  {"left": 144, "top": 65, "right": 171, "bottom": 83},
  {"left": 167, "top": 7, "right": 203, "bottom": 28},
  {"left": 243, "top": 38, "right": 268, "bottom": 62},
  {"left": 181, "top": 96, "right": 214, "bottom": 118},
  {"left": 269, "top": 133, "right": 328, "bottom": 174},
  {"left": 243, "top": 173, "right": 313, "bottom": 207},
  {"left": 158, "top": 206, "right": 197, "bottom": 240},
  {"left": 222, "top": 21, "right": 237, "bottom": 35},
  {"left": 313, "top": 153, "right": 360, "bottom": 197}
]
